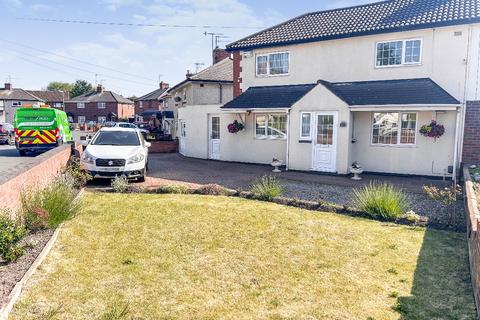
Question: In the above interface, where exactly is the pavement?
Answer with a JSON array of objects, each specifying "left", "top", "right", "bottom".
[{"left": 0, "top": 145, "right": 40, "bottom": 178}]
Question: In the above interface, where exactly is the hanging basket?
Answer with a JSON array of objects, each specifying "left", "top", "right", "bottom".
[
  {"left": 419, "top": 120, "right": 445, "bottom": 140},
  {"left": 227, "top": 120, "right": 245, "bottom": 134}
]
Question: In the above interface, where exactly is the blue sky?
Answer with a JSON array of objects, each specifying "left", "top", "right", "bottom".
[{"left": 0, "top": 0, "right": 375, "bottom": 97}]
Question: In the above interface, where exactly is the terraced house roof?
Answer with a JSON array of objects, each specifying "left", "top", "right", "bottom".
[{"left": 227, "top": 0, "right": 480, "bottom": 51}]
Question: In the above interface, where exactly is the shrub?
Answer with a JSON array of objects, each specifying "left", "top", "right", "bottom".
[
  {"left": 155, "top": 184, "right": 190, "bottom": 194},
  {"left": 61, "top": 156, "right": 92, "bottom": 189},
  {"left": 111, "top": 176, "right": 129, "bottom": 193},
  {"left": 352, "top": 182, "right": 410, "bottom": 219},
  {"left": 423, "top": 184, "right": 461, "bottom": 224},
  {"left": 194, "top": 184, "right": 230, "bottom": 196},
  {"left": 21, "top": 177, "right": 81, "bottom": 230},
  {"left": 0, "top": 213, "right": 27, "bottom": 262},
  {"left": 251, "top": 175, "right": 283, "bottom": 201}
]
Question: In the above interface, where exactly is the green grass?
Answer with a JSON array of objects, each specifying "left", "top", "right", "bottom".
[{"left": 10, "top": 193, "right": 476, "bottom": 319}]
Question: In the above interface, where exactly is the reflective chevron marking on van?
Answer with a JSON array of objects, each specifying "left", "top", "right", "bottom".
[{"left": 16, "top": 129, "right": 58, "bottom": 144}]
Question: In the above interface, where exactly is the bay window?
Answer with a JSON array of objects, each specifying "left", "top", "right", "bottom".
[
  {"left": 376, "top": 39, "right": 422, "bottom": 67},
  {"left": 256, "top": 52, "right": 289, "bottom": 76},
  {"left": 255, "top": 114, "right": 287, "bottom": 139},
  {"left": 372, "top": 112, "right": 417, "bottom": 145}
]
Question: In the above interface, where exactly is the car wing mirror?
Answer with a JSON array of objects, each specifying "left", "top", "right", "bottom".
[{"left": 145, "top": 142, "right": 151, "bottom": 148}]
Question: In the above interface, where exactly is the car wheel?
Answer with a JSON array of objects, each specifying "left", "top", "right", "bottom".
[{"left": 137, "top": 168, "right": 146, "bottom": 182}]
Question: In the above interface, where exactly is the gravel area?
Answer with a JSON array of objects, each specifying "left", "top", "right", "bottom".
[
  {"left": 0, "top": 229, "right": 54, "bottom": 309},
  {"left": 281, "top": 181, "right": 466, "bottom": 230}
]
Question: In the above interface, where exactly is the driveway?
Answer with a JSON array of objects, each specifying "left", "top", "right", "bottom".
[{"left": 148, "top": 153, "right": 462, "bottom": 228}]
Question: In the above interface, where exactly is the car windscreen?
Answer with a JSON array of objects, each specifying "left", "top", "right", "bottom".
[{"left": 91, "top": 131, "right": 140, "bottom": 146}]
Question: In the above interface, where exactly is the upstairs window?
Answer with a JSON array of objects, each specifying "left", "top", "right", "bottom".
[
  {"left": 77, "top": 102, "right": 85, "bottom": 109},
  {"left": 97, "top": 102, "right": 106, "bottom": 109},
  {"left": 372, "top": 112, "right": 417, "bottom": 145},
  {"left": 256, "top": 52, "right": 289, "bottom": 76},
  {"left": 376, "top": 39, "right": 422, "bottom": 67},
  {"left": 12, "top": 101, "right": 22, "bottom": 106}
]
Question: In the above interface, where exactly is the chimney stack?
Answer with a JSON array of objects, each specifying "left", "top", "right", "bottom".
[
  {"left": 4, "top": 83, "right": 12, "bottom": 90},
  {"left": 97, "top": 84, "right": 104, "bottom": 93},
  {"left": 212, "top": 47, "right": 230, "bottom": 64},
  {"left": 186, "top": 70, "right": 194, "bottom": 79},
  {"left": 159, "top": 81, "right": 169, "bottom": 90}
]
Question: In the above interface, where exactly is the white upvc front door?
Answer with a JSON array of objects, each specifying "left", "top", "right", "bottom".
[
  {"left": 312, "top": 112, "right": 337, "bottom": 172},
  {"left": 179, "top": 120, "right": 186, "bottom": 155},
  {"left": 208, "top": 115, "right": 220, "bottom": 160}
]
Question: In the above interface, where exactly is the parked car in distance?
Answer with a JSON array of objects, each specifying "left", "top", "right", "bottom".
[
  {"left": 81, "top": 127, "right": 150, "bottom": 182},
  {"left": 0, "top": 123, "right": 14, "bottom": 145},
  {"left": 113, "top": 122, "right": 150, "bottom": 134}
]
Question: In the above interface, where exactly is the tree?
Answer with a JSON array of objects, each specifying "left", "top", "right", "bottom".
[
  {"left": 46, "top": 81, "right": 73, "bottom": 93},
  {"left": 70, "top": 80, "right": 94, "bottom": 98}
]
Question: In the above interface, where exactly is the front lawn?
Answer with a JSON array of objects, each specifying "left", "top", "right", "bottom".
[{"left": 10, "top": 193, "right": 476, "bottom": 319}]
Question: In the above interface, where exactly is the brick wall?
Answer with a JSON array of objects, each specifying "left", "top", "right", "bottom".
[
  {"left": 149, "top": 140, "right": 178, "bottom": 153},
  {"left": 232, "top": 51, "right": 242, "bottom": 98},
  {"left": 0, "top": 145, "right": 76, "bottom": 216},
  {"left": 463, "top": 101, "right": 480, "bottom": 165},
  {"left": 65, "top": 102, "right": 134, "bottom": 122},
  {"left": 463, "top": 166, "right": 480, "bottom": 318},
  {"left": 134, "top": 100, "right": 161, "bottom": 115}
]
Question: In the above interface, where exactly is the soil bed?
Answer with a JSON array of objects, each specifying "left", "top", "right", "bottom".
[{"left": 0, "top": 229, "right": 54, "bottom": 309}]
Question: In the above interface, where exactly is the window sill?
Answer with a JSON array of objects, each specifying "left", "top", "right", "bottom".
[
  {"left": 374, "top": 63, "right": 422, "bottom": 69},
  {"left": 370, "top": 144, "right": 417, "bottom": 148},
  {"left": 255, "top": 73, "right": 290, "bottom": 78},
  {"left": 255, "top": 136, "right": 287, "bottom": 141}
]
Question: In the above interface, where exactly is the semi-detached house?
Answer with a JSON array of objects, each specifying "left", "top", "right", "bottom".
[{"left": 179, "top": 0, "right": 480, "bottom": 178}]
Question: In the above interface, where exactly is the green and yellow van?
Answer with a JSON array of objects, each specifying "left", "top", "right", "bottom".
[{"left": 14, "top": 105, "right": 72, "bottom": 156}]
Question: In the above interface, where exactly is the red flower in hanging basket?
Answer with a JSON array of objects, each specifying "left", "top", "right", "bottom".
[
  {"left": 419, "top": 120, "right": 445, "bottom": 139},
  {"left": 227, "top": 120, "right": 245, "bottom": 134}
]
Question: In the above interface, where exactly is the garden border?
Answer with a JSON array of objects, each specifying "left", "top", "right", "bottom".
[
  {"left": 0, "top": 188, "right": 84, "bottom": 320},
  {"left": 463, "top": 165, "right": 480, "bottom": 318}
]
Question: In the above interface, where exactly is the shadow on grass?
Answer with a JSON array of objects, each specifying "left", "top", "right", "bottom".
[{"left": 395, "top": 228, "right": 477, "bottom": 319}]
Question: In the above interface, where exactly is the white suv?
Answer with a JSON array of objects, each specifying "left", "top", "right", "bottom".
[{"left": 81, "top": 127, "right": 150, "bottom": 181}]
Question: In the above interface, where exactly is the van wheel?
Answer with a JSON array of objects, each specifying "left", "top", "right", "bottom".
[{"left": 19, "top": 150, "right": 27, "bottom": 156}]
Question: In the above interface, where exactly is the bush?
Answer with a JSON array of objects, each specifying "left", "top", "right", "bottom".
[
  {"left": 21, "top": 177, "right": 81, "bottom": 230},
  {"left": 0, "top": 213, "right": 27, "bottom": 262},
  {"left": 251, "top": 175, "right": 283, "bottom": 201},
  {"left": 352, "top": 182, "right": 410, "bottom": 219},
  {"left": 111, "top": 176, "right": 129, "bottom": 193},
  {"left": 194, "top": 184, "right": 231, "bottom": 196},
  {"left": 61, "top": 156, "right": 92, "bottom": 189},
  {"left": 155, "top": 184, "right": 190, "bottom": 194}
]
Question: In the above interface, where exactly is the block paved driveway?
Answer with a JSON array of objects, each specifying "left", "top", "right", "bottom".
[
  {"left": 147, "top": 153, "right": 449, "bottom": 194},
  {"left": 147, "top": 153, "right": 460, "bottom": 227},
  {"left": 0, "top": 145, "right": 40, "bottom": 184}
]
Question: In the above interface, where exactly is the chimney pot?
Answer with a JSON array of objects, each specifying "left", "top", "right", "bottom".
[
  {"left": 159, "top": 82, "right": 169, "bottom": 90},
  {"left": 4, "top": 83, "right": 12, "bottom": 90},
  {"left": 186, "top": 70, "right": 194, "bottom": 79},
  {"left": 212, "top": 48, "right": 230, "bottom": 64},
  {"left": 97, "top": 84, "right": 104, "bottom": 93}
]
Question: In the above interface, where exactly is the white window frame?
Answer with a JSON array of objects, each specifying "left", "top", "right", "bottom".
[
  {"left": 254, "top": 113, "right": 288, "bottom": 140},
  {"left": 255, "top": 51, "right": 290, "bottom": 77},
  {"left": 77, "top": 102, "right": 85, "bottom": 109},
  {"left": 375, "top": 38, "right": 423, "bottom": 68},
  {"left": 139, "top": 101, "right": 143, "bottom": 108},
  {"left": 97, "top": 102, "right": 106, "bottom": 109},
  {"left": 77, "top": 115, "right": 86, "bottom": 125},
  {"left": 370, "top": 112, "right": 418, "bottom": 147},
  {"left": 299, "top": 112, "right": 313, "bottom": 140},
  {"left": 98, "top": 116, "right": 107, "bottom": 124}
]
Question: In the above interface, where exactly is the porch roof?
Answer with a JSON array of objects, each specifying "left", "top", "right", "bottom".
[
  {"left": 319, "top": 78, "right": 460, "bottom": 108},
  {"left": 222, "top": 84, "right": 316, "bottom": 110}
]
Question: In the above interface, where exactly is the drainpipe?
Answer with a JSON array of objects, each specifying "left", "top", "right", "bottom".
[
  {"left": 452, "top": 108, "right": 461, "bottom": 185},
  {"left": 285, "top": 109, "right": 291, "bottom": 171}
]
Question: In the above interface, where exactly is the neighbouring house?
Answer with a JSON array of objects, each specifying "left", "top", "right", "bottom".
[
  {"left": 172, "top": 57, "right": 233, "bottom": 157},
  {"left": 0, "top": 83, "right": 44, "bottom": 123},
  {"left": 64, "top": 85, "right": 134, "bottom": 124},
  {"left": 179, "top": 0, "right": 480, "bottom": 178},
  {"left": 134, "top": 82, "right": 170, "bottom": 116},
  {"left": 26, "top": 90, "right": 69, "bottom": 110}
]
